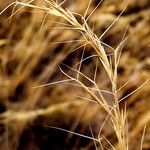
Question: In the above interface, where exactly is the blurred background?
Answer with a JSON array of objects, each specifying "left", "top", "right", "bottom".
[{"left": 0, "top": 0, "right": 149, "bottom": 149}]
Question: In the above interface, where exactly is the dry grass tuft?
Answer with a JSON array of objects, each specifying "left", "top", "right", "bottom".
[{"left": 0, "top": 0, "right": 149, "bottom": 150}]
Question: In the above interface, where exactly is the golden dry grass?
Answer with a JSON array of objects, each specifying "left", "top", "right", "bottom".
[{"left": 0, "top": 0, "right": 149, "bottom": 150}]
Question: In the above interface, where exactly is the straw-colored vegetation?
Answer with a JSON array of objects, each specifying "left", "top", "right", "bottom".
[{"left": 0, "top": 0, "right": 149, "bottom": 150}]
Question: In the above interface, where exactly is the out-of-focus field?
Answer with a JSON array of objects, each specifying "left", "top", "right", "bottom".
[{"left": 0, "top": 0, "right": 149, "bottom": 150}]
